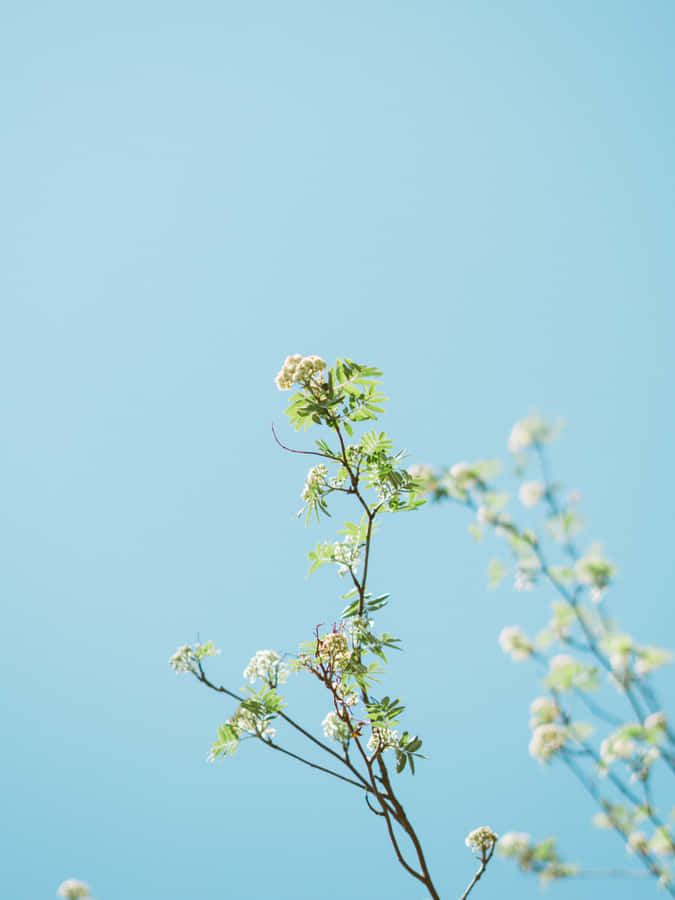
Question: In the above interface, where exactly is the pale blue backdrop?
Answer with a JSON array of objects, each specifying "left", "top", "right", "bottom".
[{"left": 2, "top": 2, "right": 674, "bottom": 898}]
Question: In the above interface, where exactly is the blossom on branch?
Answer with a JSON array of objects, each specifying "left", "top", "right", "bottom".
[
  {"left": 274, "top": 354, "right": 326, "bottom": 390},
  {"left": 465, "top": 826, "right": 499, "bottom": 854}
]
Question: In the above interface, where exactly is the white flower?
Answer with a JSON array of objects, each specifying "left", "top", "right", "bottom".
[
  {"left": 57, "top": 881, "right": 90, "bottom": 900},
  {"left": 627, "top": 831, "right": 649, "bottom": 855},
  {"left": 301, "top": 464, "right": 328, "bottom": 501},
  {"left": 169, "top": 641, "right": 220, "bottom": 673},
  {"left": 408, "top": 463, "right": 434, "bottom": 485},
  {"left": 549, "top": 654, "right": 575, "bottom": 670},
  {"left": 514, "top": 566, "right": 535, "bottom": 592},
  {"left": 508, "top": 422, "right": 532, "bottom": 453},
  {"left": 518, "top": 481, "right": 545, "bottom": 508},
  {"left": 274, "top": 354, "right": 326, "bottom": 390},
  {"left": 476, "top": 505, "right": 492, "bottom": 524},
  {"left": 529, "top": 697, "right": 559, "bottom": 727},
  {"left": 529, "top": 724, "right": 567, "bottom": 762},
  {"left": 465, "top": 826, "right": 499, "bottom": 853},
  {"left": 243, "top": 650, "right": 290, "bottom": 686},
  {"left": 575, "top": 548, "right": 615, "bottom": 593},
  {"left": 498, "top": 626, "right": 533, "bottom": 662},
  {"left": 322, "top": 711, "right": 352, "bottom": 743},
  {"left": 367, "top": 727, "right": 399, "bottom": 753},
  {"left": 507, "top": 414, "right": 556, "bottom": 453},
  {"left": 318, "top": 632, "right": 351, "bottom": 668},
  {"left": 499, "top": 832, "right": 531, "bottom": 855},
  {"left": 228, "top": 705, "right": 275, "bottom": 741},
  {"left": 650, "top": 828, "right": 675, "bottom": 857},
  {"left": 600, "top": 733, "right": 636, "bottom": 764},
  {"left": 634, "top": 646, "right": 673, "bottom": 676},
  {"left": 645, "top": 712, "right": 667, "bottom": 731},
  {"left": 169, "top": 645, "right": 195, "bottom": 673},
  {"left": 332, "top": 536, "right": 361, "bottom": 576}
]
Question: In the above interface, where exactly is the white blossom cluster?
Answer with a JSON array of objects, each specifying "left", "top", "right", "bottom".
[
  {"left": 635, "top": 646, "right": 673, "bottom": 677},
  {"left": 169, "top": 645, "right": 196, "bottom": 672},
  {"left": 301, "top": 464, "right": 328, "bottom": 502},
  {"left": 529, "top": 723, "right": 567, "bottom": 762},
  {"left": 332, "top": 535, "right": 362, "bottom": 576},
  {"left": 507, "top": 414, "right": 556, "bottom": 454},
  {"left": 407, "top": 463, "right": 435, "bottom": 486},
  {"left": 169, "top": 641, "right": 220, "bottom": 673},
  {"left": 274, "top": 354, "right": 326, "bottom": 390},
  {"left": 465, "top": 826, "right": 499, "bottom": 854},
  {"left": 318, "top": 632, "right": 352, "bottom": 669},
  {"left": 322, "top": 711, "right": 352, "bottom": 743},
  {"left": 529, "top": 696, "right": 559, "bottom": 728},
  {"left": 600, "top": 732, "right": 636, "bottom": 765},
  {"left": 229, "top": 705, "right": 276, "bottom": 741},
  {"left": 498, "top": 832, "right": 531, "bottom": 855},
  {"left": 57, "top": 881, "right": 92, "bottom": 900},
  {"left": 646, "top": 711, "right": 667, "bottom": 731},
  {"left": 498, "top": 626, "right": 533, "bottom": 662},
  {"left": 627, "top": 831, "right": 650, "bottom": 855},
  {"left": 367, "top": 727, "right": 399, "bottom": 753},
  {"left": 334, "top": 680, "right": 360, "bottom": 708},
  {"left": 514, "top": 560, "right": 539, "bottom": 592},
  {"left": 518, "top": 481, "right": 545, "bottom": 508},
  {"left": 243, "top": 650, "right": 290, "bottom": 686},
  {"left": 575, "top": 546, "right": 616, "bottom": 603}
]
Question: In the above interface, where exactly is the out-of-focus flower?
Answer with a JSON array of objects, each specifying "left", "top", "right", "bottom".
[
  {"left": 499, "top": 626, "right": 533, "bottom": 662},
  {"left": 519, "top": 481, "right": 545, "bottom": 508},
  {"left": 57, "top": 881, "right": 91, "bottom": 900},
  {"left": 529, "top": 724, "right": 567, "bottom": 762}
]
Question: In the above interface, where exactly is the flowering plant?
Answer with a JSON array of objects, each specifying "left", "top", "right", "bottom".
[
  {"left": 417, "top": 413, "right": 675, "bottom": 892},
  {"left": 169, "top": 355, "right": 497, "bottom": 900}
]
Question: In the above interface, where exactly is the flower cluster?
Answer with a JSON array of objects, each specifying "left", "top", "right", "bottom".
[
  {"left": 367, "top": 726, "right": 399, "bottom": 753},
  {"left": 318, "top": 632, "right": 352, "bottom": 669},
  {"left": 498, "top": 626, "right": 533, "bottom": 662},
  {"left": 57, "top": 881, "right": 92, "bottom": 900},
  {"left": 499, "top": 832, "right": 531, "bottom": 856},
  {"left": 518, "top": 481, "right": 545, "bottom": 508},
  {"left": 169, "top": 640, "right": 220, "bottom": 674},
  {"left": 507, "top": 414, "right": 557, "bottom": 453},
  {"left": 332, "top": 535, "right": 361, "bottom": 576},
  {"left": 322, "top": 711, "right": 352, "bottom": 743},
  {"left": 407, "top": 462, "right": 435, "bottom": 488},
  {"left": 274, "top": 354, "right": 326, "bottom": 390},
  {"left": 600, "top": 732, "right": 636, "bottom": 765},
  {"left": 529, "top": 697, "right": 559, "bottom": 728},
  {"left": 575, "top": 545, "right": 616, "bottom": 602},
  {"left": 529, "top": 723, "right": 567, "bottom": 762},
  {"left": 465, "top": 826, "right": 499, "bottom": 854},
  {"left": 243, "top": 650, "right": 290, "bottom": 687},
  {"left": 229, "top": 705, "right": 276, "bottom": 741},
  {"left": 301, "top": 464, "right": 328, "bottom": 502}
]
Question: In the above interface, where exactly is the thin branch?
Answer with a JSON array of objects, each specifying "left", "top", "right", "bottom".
[
  {"left": 271, "top": 421, "right": 333, "bottom": 459},
  {"left": 561, "top": 752, "right": 675, "bottom": 897},
  {"left": 194, "top": 664, "right": 373, "bottom": 792},
  {"left": 263, "top": 739, "right": 367, "bottom": 790},
  {"left": 459, "top": 845, "right": 496, "bottom": 900}
]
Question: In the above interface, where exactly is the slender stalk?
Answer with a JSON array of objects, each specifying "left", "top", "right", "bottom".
[{"left": 459, "top": 846, "right": 495, "bottom": 900}]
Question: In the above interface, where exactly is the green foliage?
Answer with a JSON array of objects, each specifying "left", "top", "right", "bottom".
[
  {"left": 366, "top": 696, "right": 405, "bottom": 729},
  {"left": 284, "top": 358, "right": 387, "bottom": 432},
  {"left": 395, "top": 732, "right": 426, "bottom": 775}
]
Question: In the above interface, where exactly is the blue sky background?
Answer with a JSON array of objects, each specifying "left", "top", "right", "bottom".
[{"left": 3, "top": 2, "right": 675, "bottom": 898}]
